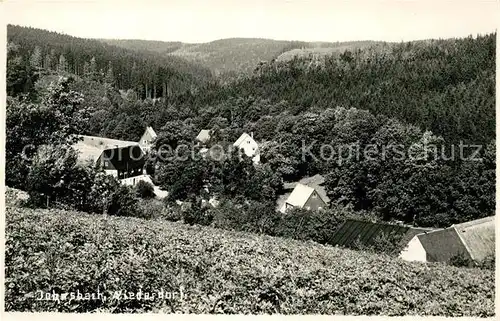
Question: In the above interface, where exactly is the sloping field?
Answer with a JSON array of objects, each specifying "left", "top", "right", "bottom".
[
  {"left": 169, "top": 38, "right": 298, "bottom": 75},
  {"left": 5, "top": 205, "right": 495, "bottom": 315},
  {"left": 275, "top": 42, "right": 386, "bottom": 62}
]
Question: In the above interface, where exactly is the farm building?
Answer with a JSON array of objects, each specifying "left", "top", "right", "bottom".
[
  {"left": 139, "top": 126, "right": 157, "bottom": 151},
  {"left": 196, "top": 129, "right": 212, "bottom": 144},
  {"left": 279, "top": 183, "right": 328, "bottom": 213},
  {"left": 277, "top": 175, "right": 330, "bottom": 212},
  {"left": 329, "top": 219, "right": 433, "bottom": 251},
  {"left": 233, "top": 132, "right": 260, "bottom": 164},
  {"left": 399, "top": 216, "right": 495, "bottom": 264},
  {"left": 72, "top": 135, "right": 150, "bottom": 186}
]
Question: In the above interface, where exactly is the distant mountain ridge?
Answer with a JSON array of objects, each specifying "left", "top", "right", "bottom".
[{"left": 100, "top": 37, "right": 384, "bottom": 76}]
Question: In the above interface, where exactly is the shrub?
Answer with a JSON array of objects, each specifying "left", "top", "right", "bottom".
[
  {"left": 449, "top": 253, "right": 473, "bottom": 268},
  {"left": 210, "top": 200, "right": 351, "bottom": 245},
  {"left": 5, "top": 187, "right": 29, "bottom": 207},
  {"left": 272, "top": 206, "right": 348, "bottom": 244},
  {"left": 211, "top": 199, "right": 277, "bottom": 234},
  {"left": 134, "top": 180, "right": 155, "bottom": 199},
  {"left": 25, "top": 144, "right": 94, "bottom": 209},
  {"left": 369, "top": 232, "right": 404, "bottom": 255},
  {"left": 107, "top": 185, "right": 139, "bottom": 217},
  {"left": 182, "top": 199, "right": 213, "bottom": 226},
  {"left": 478, "top": 254, "right": 495, "bottom": 270},
  {"left": 136, "top": 199, "right": 167, "bottom": 219}
]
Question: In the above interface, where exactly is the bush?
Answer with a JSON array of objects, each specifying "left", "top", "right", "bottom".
[
  {"left": 449, "top": 253, "right": 473, "bottom": 268},
  {"left": 272, "top": 206, "right": 348, "bottom": 244},
  {"left": 211, "top": 200, "right": 351, "bottom": 245},
  {"left": 134, "top": 180, "right": 155, "bottom": 199},
  {"left": 5, "top": 187, "right": 29, "bottom": 207},
  {"left": 107, "top": 185, "right": 139, "bottom": 217},
  {"left": 478, "top": 255, "right": 495, "bottom": 270},
  {"left": 182, "top": 199, "right": 213, "bottom": 226},
  {"left": 368, "top": 232, "right": 404, "bottom": 255},
  {"left": 211, "top": 199, "right": 277, "bottom": 234},
  {"left": 136, "top": 199, "right": 166, "bottom": 219}
]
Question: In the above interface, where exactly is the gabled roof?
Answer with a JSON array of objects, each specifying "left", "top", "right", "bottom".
[
  {"left": 283, "top": 174, "right": 330, "bottom": 204},
  {"left": 145, "top": 126, "right": 157, "bottom": 139},
  {"left": 72, "top": 135, "right": 140, "bottom": 164},
  {"left": 196, "top": 129, "right": 211, "bottom": 143},
  {"left": 233, "top": 132, "right": 255, "bottom": 147},
  {"left": 285, "top": 183, "right": 327, "bottom": 208},
  {"left": 417, "top": 215, "right": 495, "bottom": 262},
  {"left": 77, "top": 135, "right": 139, "bottom": 149},
  {"left": 417, "top": 228, "right": 469, "bottom": 262},
  {"left": 330, "top": 219, "right": 433, "bottom": 250},
  {"left": 454, "top": 216, "right": 495, "bottom": 261}
]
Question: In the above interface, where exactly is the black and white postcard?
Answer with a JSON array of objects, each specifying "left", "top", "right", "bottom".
[{"left": 1, "top": 0, "right": 498, "bottom": 318}]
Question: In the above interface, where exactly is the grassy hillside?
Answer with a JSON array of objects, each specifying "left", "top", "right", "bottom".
[
  {"left": 276, "top": 40, "right": 383, "bottom": 62},
  {"left": 169, "top": 38, "right": 305, "bottom": 75},
  {"left": 102, "top": 37, "right": 384, "bottom": 76},
  {"left": 5, "top": 203, "right": 494, "bottom": 315},
  {"left": 101, "top": 39, "right": 184, "bottom": 55}
]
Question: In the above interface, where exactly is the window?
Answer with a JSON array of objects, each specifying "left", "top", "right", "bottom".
[
  {"left": 311, "top": 193, "right": 317, "bottom": 199},
  {"left": 306, "top": 206, "right": 311, "bottom": 210},
  {"left": 104, "top": 161, "right": 109, "bottom": 167},
  {"left": 247, "top": 140, "right": 250, "bottom": 144}
]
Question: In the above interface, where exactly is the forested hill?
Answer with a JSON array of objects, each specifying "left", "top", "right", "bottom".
[
  {"left": 179, "top": 33, "right": 496, "bottom": 145},
  {"left": 7, "top": 25, "right": 214, "bottom": 98},
  {"left": 102, "top": 37, "right": 381, "bottom": 77}
]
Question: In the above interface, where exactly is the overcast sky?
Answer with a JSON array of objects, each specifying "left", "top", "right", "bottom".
[{"left": 3, "top": 0, "right": 498, "bottom": 43}]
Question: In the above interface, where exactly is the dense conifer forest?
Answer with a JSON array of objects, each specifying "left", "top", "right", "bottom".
[{"left": 5, "top": 25, "right": 496, "bottom": 230}]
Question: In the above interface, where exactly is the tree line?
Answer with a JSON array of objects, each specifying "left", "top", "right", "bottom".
[
  {"left": 7, "top": 25, "right": 213, "bottom": 100},
  {"left": 5, "top": 28, "right": 496, "bottom": 232}
]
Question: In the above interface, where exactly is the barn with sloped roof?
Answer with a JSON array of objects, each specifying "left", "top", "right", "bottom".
[
  {"left": 279, "top": 183, "right": 328, "bottom": 213},
  {"left": 400, "top": 216, "right": 495, "bottom": 264},
  {"left": 330, "top": 219, "right": 433, "bottom": 251}
]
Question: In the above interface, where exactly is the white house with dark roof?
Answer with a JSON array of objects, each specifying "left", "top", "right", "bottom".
[
  {"left": 279, "top": 183, "right": 328, "bottom": 213},
  {"left": 196, "top": 129, "right": 211, "bottom": 145},
  {"left": 71, "top": 132, "right": 168, "bottom": 199},
  {"left": 139, "top": 126, "right": 157, "bottom": 151},
  {"left": 72, "top": 135, "right": 148, "bottom": 185},
  {"left": 233, "top": 132, "right": 260, "bottom": 164}
]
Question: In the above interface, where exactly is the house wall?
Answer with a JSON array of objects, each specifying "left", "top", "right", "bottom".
[
  {"left": 105, "top": 169, "right": 118, "bottom": 177},
  {"left": 120, "top": 174, "right": 153, "bottom": 186},
  {"left": 399, "top": 235, "right": 427, "bottom": 262},
  {"left": 139, "top": 130, "right": 155, "bottom": 150},
  {"left": 303, "top": 191, "right": 327, "bottom": 211},
  {"left": 238, "top": 139, "right": 259, "bottom": 158}
]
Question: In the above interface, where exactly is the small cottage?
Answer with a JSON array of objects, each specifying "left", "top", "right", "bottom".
[
  {"left": 279, "top": 183, "right": 327, "bottom": 213},
  {"left": 139, "top": 126, "right": 157, "bottom": 151},
  {"left": 196, "top": 129, "right": 211, "bottom": 144},
  {"left": 233, "top": 132, "right": 260, "bottom": 164}
]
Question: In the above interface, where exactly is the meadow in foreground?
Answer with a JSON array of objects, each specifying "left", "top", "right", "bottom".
[{"left": 5, "top": 203, "right": 495, "bottom": 315}]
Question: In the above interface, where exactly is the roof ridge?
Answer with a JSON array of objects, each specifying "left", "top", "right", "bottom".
[{"left": 452, "top": 225, "right": 475, "bottom": 261}]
